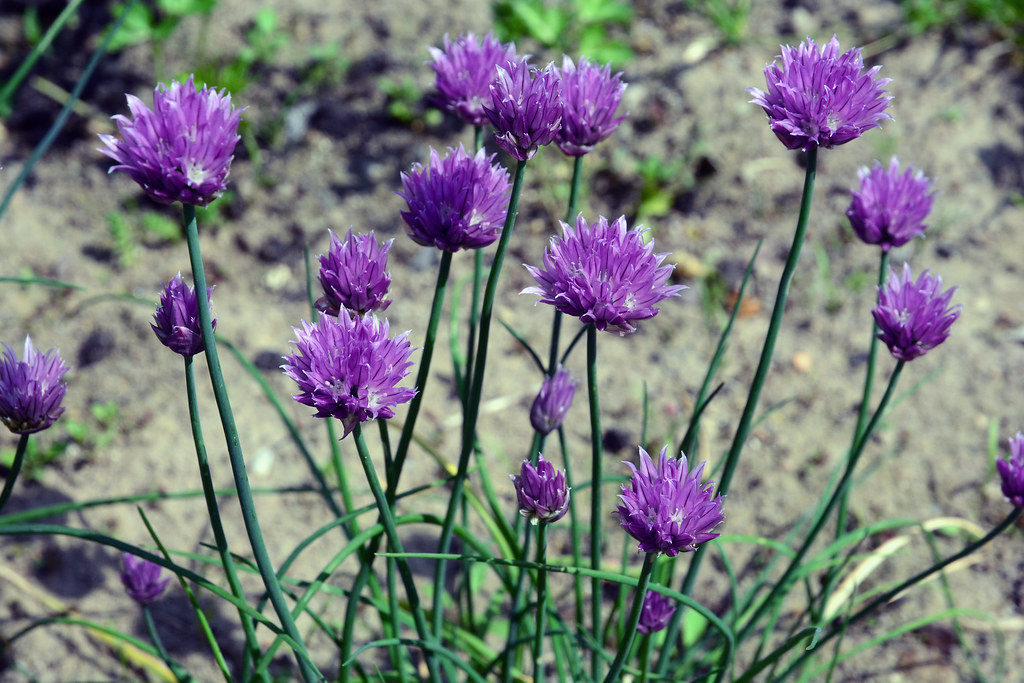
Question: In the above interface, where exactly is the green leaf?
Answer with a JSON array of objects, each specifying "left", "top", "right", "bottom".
[
  {"left": 577, "top": 0, "right": 634, "bottom": 26},
  {"left": 106, "top": 2, "right": 156, "bottom": 51},
  {"left": 158, "top": 0, "right": 217, "bottom": 16},
  {"left": 578, "top": 28, "right": 634, "bottom": 66},
  {"left": 140, "top": 211, "right": 182, "bottom": 242},
  {"left": 510, "top": 2, "right": 568, "bottom": 46}
]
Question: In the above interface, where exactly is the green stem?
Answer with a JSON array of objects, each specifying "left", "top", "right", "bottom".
[
  {"left": 432, "top": 158, "right": 529, "bottom": 637},
  {"left": 352, "top": 424, "right": 442, "bottom": 683},
  {"left": 532, "top": 522, "right": 550, "bottom": 683},
  {"left": 566, "top": 155, "right": 583, "bottom": 223},
  {"left": 144, "top": 604, "right": 194, "bottom": 683},
  {"left": 502, "top": 524, "right": 534, "bottom": 683},
  {"left": 603, "top": 553, "right": 656, "bottom": 683},
  {"left": 0, "top": 434, "right": 30, "bottom": 515},
  {"left": 638, "top": 634, "right": 653, "bottom": 683},
  {"left": 661, "top": 147, "right": 818, "bottom": 676},
  {"left": 586, "top": 324, "right": 604, "bottom": 677},
  {"left": 737, "top": 361, "right": 904, "bottom": 643},
  {"left": 181, "top": 203, "right": 320, "bottom": 683},
  {"left": 390, "top": 250, "right": 453, "bottom": 501},
  {"left": 183, "top": 357, "right": 265, "bottom": 679},
  {"left": 778, "top": 507, "right": 1023, "bottom": 680}
]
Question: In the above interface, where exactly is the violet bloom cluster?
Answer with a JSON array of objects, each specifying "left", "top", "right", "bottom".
[
  {"left": 0, "top": 337, "right": 68, "bottom": 435},
  {"left": 523, "top": 214, "right": 685, "bottom": 335},
  {"left": 282, "top": 309, "right": 417, "bottom": 438},
  {"left": 530, "top": 365, "right": 577, "bottom": 436},
  {"left": 749, "top": 36, "right": 892, "bottom": 151},
  {"left": 99, "top": 75, "right": 243, "bottom": 206},
  {"left": 616, "top": 446, "right": 724, "bottom": 557},
  {"left": 510, "top": 454, "right": 570, "bottom": 525},
  {"left": 638, "top": 591, "right": 677, "bottom": 635},
  {"left": 316, "top": 229, "right": 393, "bottom": 317},
  {"left": 151, "top": 273, "right": 215, "bottom": 358},
  {"left": 120, "top": 553, "right": 171, "bottom": 605},
  {"left": 485, "top": 58, "right": 563, "bottom": 161},
  {"left": 997, "top": 433, "right": 1024, "bottom": 508},
  {"left": 428, "top": 32, "right": 518, "bottom": 127},
  {"left": 398, "top": 145, "right": 511, "bottom": 252},
  {"left": 872, "top": 263, "right": 961, "bottom": 362},
  {"left": 847, "top": 158, "right": 935, "bottom": 251},
  {"left": 556, "top": 56, "right": 627, "bottom": 157}
]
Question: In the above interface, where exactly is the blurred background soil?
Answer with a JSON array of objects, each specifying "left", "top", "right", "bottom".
[{"left": 1, "top": 0, "right": 1023, "bottom": 680}]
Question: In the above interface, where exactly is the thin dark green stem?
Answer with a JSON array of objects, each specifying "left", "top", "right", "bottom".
[
  {"left": 502, "top": 524, "right": 534, "bottom": 683},
  {"left": 638, "top": 634, "right": 653, "bottom": 683},
  {"left": 718, "top": 146, "right": 817, "bottom": 498},
  {"left": 352, "top": 424, "right": 442, "bottom": 683},
  {"left": 181, "top": 204, "right": 320, "bottom": 683},
  {"left": 0, "top": 434, "right": 29, "bottom": 515},
  {"left": 566, "top": 155, "right": 584, "bottom": 223},
  {"left": 586, "top": 324, "right": 604, "bottom": 677},
  {"left": 778, "top": 507, "right": 1022, "bottom": 680},
  {"left": 183, "top": 357, "right": 264, "bottom": 679},
  {"left": 390, "top": 250, "right": 453, "bottom": 501},
  {"left": 738, "top": 361, "right": 904, "bottom": 643},
  {"left": 662, "top": 149, "right": 818, "bottom": 676},
  {"left": 432, "top": 158, "right": 529, "bottom": 637},
  {"left": 144, "top": 604, "right": 193, "bottom": 683},
  {"left": 533, "top": 522, "right": 550, "bottom": 683},
  {"left": 603, "top": 553, "right": 656, "bottom": 683}
]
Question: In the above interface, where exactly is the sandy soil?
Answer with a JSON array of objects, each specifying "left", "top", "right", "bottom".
[{"left": 1, "top": 0, "right": 1023, "bottom": 680}]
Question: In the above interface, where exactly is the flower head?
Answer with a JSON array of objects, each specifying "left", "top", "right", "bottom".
[
  {"left": 510, "top": 454, "right": 570, "bottom": 525},
  {"left": 748, "top": 36, "right": 892, "bottom": 151},
  {"left": 847, "top": 158, "right": 935, "bottom": 251},
  {"left": 523, "top": 214, "right": 685, "bottom": 335},
  {"left": 556, "top": 55, "right": 627, "bottom": 157},
  {"left": 485, "top": 58, "right": 563, "bottom": 161},
  {"left": 638, "top": 591, "right": 676, "bottom": 635},
  {"left": 120, "top": 553, "right": 171, "bottom": 605},
  {"left": 98, "top": 75, "right": 243, "bottom": 206},
  {"left": 0, "top": 337, "right": 68, "bottom": 435},
  {"left": 316, "top": 229, "right": 393, "bottom": 317},
  {"left": 398, "top": 145, "right": 511, "bottom": 252},
  {"left": 872, "top": 263, "right": 960, "bottom": 362},
  {"left": 282, "top": 310, "right": 417, "bottom": 438},
  {"left": 428, "top": 32, "right": 518, "bottom": 127},
  {"left": 616, "top": 446, "right": 724, "bottom": 557},
  {"left": 997, "top": 433, "right": 1024, "bottom": 508},
  {"left": 151, "top": 273, "right": 215, "bottom": 357},
  {"left": 530, "top": 365, "right": 577, "bottom": 435}
]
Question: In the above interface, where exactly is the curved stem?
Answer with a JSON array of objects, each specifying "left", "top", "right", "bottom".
[
  {"left": 144, "top": 604, "right": 194, "bottom": 683},
  {"left": 778, "top": 507, "right": 1022, "bottom": 680},
  {"left": 432, "top": 158, "right": 529, "bottom": 637},
  {"left": 181, "top": 203, "right": 320, "bottom": 683},
  {"left": 0, "top": 434, "right": 30, "bottom": 515},
  {"left": 737, "top": 361, "right": 904, "bottom": 643},
  {"left": 603, "top": 553, "right": 656, "bottom": 683},
  {"left": 586, "top": 324, "right": 604, "bottom": 677},
  {"left": 183, "top": 357, "right": 264, "bottom": 679}
]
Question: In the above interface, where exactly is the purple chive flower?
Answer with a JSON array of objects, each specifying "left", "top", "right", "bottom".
[
  {"left": 397, "top": 145, "right": 512, "bottom": 252},
  {"left": 638, "top": 591, "right": 677, "bottom": 635},
  {"left": 120, "top": 553, "right": 171, "bottom": 605},
  {"left": 530, "top": 365, "right": 577, "bottom": 435},
  {"left": 748, "top": 36, "right": 892, "bottom": 151},
  {"left": 282, "top": 309, "right": 417, "bottom": 438},
  {"left": 997, "top": 433, "right": 1024, "bottom": 508},
  {"left": 98, "top": 75, "right": 243, "bottom": 206},
  {"left": 316, "top": 229, "right": 393, "bottom": 317},
  {"left": 428, "top": 32, "right": 518, "bottom": 127},
  {"left": 616, "top": 446, "right": 724, "bottom": 557},
  {"left": 522, "top": 214, "right": 686, "bottom": 335},
  {"left": 847, "top": 157, "right": 935, "bottom": 251},
  {"left": 0, "top": 337, "right": 68, "bottom": 435},
  {"left": 556, "top": 55, "right": 627, "bottom": 157},
  {"left": 151, "top": 273, "right": 215, "bottom": 357},
  {"left": 872, "top": 263, "right": 961, "bottom": 362},
  {"left": 485, "top": 58, "right": 563, "bottom": 161},
  {"left": 510, "top": 454, "right": 570, "bottom": 525}
]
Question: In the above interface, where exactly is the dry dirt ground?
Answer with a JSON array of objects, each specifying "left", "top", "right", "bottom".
[{"left": 2, "top": 0, "right": 1024, "bottom": 680}]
